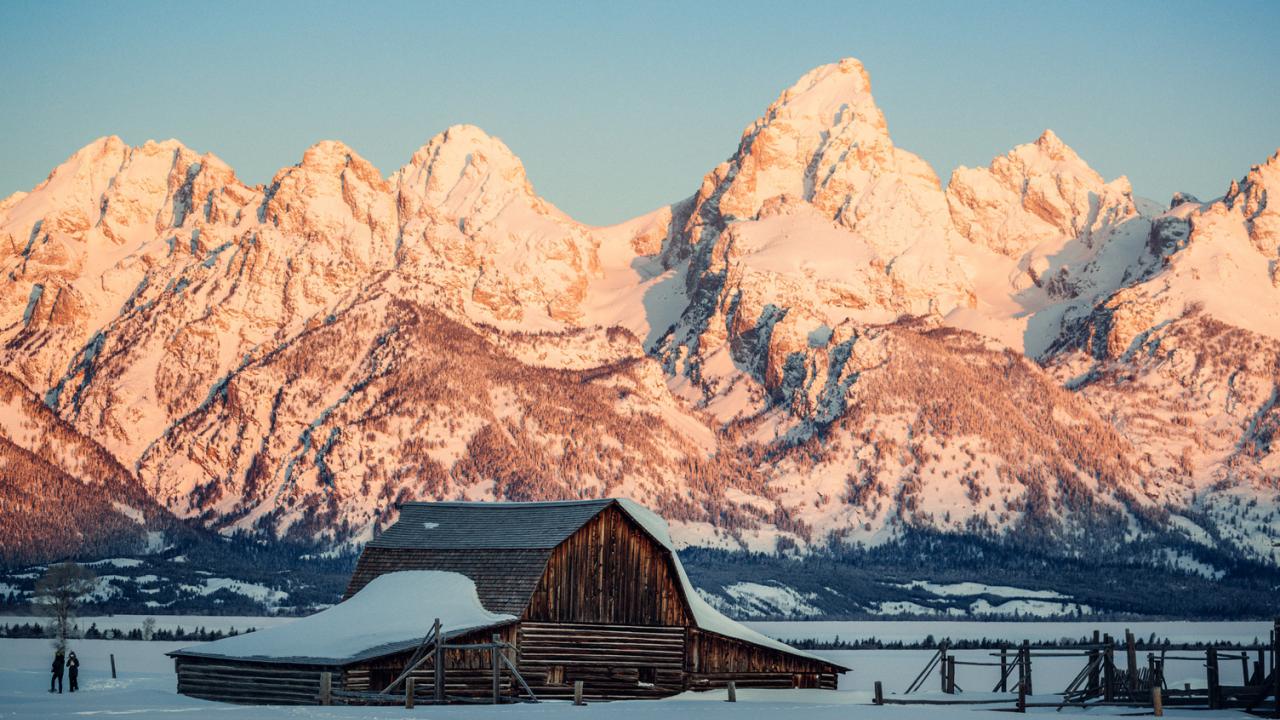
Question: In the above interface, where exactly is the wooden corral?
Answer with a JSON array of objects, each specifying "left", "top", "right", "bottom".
[
  {"left": 170, "top": 499, "right": 846, "bottom": 705},
  {"left": 879, "top": 621, "right": 1279, "bottom": 716}
]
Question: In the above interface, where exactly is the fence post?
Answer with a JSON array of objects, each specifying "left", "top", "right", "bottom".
[
  {"left": 491, "top": 634, "right": 501, "bottom": 704},
  {"left": 1271, "top": 618, "right": 1279, "bottom": 719},
  {"left": 726, "top": 681, "right": 736, "bottom": 702},
  {"left": 1102, "top": 634, "right": 1114, "bottom": 702},
  {"left": 573, "top": 680, "right": 584, "bottom": 706},
  {"left": 1206, "top": 648, "right": 1219, "bottom": 709},
  {"left": 1125, "top": 630, "right": 1138, "bottom": 694},
  {"left": 433, "top": 619, "right": 444, "bottom": 705},
  {"left": 110, "top": 653, "right": 117, "bottom": 679},
  {"left": 999, "top": 646, "right": 1008, "bottom": 692},
  {"left": 947, "top": 656, "right": 957, "bottom": 694},
  {"left": 1017, "top": 674, "right": 1027, "bottom": 713},
  {"left": 1088, "top": 630, "right": 1100, "bottom": 694},
  {"left": 874, "top": 680, "right": 883, "bottom": 705},
  {"left": 939, "top": 644, "right": 949, "bottom": 693},
  {"left": 319, "top": 671, "right": 332, "bottom": 705},
  {"left": 1152, "top": 686, "right": 1163, "bottom": 717},
  {"left": 1017, "top": 646, "right": 1026, "bottom": 696},
  {"left": 405, "top": 676, "right": 415, "bottom": 709},
  {"left": 1023, "top": 640, "right": 1033, "bottom": 697}
]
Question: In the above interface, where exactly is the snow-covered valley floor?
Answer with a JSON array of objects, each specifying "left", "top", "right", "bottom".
[{"left": 0, "top": 622, "right": 1269, "bottom": 718}]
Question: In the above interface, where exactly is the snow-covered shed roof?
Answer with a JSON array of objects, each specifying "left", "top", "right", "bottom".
[{"left": 169, "top": 571, "right": 514, "bottom": 665}]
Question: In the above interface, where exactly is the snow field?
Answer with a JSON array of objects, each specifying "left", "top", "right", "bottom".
[{"left": 0, "top": 638, "right": 1250, "bottom": 720}]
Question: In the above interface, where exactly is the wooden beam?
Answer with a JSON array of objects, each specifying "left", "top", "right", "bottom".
[
  {"left": 1207, "top": 648, "right": 1220, "bottom": 710},
  {"left": 999, "top": 646, "right": 1008, "bottom": 693},
  {"left": 491, "top": 634, "right": 501, "bottom": 705},
  {"left": 1272, "top": 618, "right": 1279, "bottom": 719},
  {"left": 1125, "top": 630, "right": 1138, "bottom": 693},
  {"left": 1088, "top": 630, "right": 1100, "bottom": 694},
  {"left": 434, "top": 621, "right": 445, "bottom": 705}
]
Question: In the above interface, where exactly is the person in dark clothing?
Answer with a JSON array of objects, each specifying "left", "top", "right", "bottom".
[
  {"left": 67, "top": 652, "right": 80, "bottom": 692},
  {"left": 49, "top": 649, "right": 64, "bottom": 693}
]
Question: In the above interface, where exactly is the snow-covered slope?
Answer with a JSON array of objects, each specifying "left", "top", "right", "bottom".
[
  {"left": 0, "top": 57, "right": 1276, "bottom": 570},
  {"left": 944, "top": 131, "right": 1158, "bottom": 355}
]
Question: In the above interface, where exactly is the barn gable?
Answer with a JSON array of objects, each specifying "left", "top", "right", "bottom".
[{"left": 524, "top": 504, "right": 690, "bottom": 626}]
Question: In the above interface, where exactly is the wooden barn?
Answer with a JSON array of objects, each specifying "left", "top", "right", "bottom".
[{"left": 169, "top": 498, "right": 846, "bottom": 704}]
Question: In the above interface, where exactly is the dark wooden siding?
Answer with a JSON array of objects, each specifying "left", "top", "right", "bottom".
[
  {"left": 344, "top": 547, "right": 551, "bottom": 615},
  {"left": 517, "top": 622, "right": 686, "bottom": 700},
  {"left": 687, "top": 629, "right": 839, "bottom": 690},
  {"left": 174, "top": 656, "right": 336, "bottom": 705},
  {"left": 522, "top": 505, "right": 690, "bottom": 627}
]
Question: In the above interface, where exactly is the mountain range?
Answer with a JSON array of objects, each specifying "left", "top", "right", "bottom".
[{"left": 1, "top": 58, "right": 1277, "bottom": 615}]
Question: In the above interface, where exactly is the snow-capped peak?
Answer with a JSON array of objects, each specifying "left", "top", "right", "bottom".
[
  {"left": 395, "top": 124, "right": 545, "bottom": 225},
  {"left": 766, "top": 57, "right": 881, "bottom": 132},
  {"left": 947, "top": 129, "right": 1127, "bottom": 258}
]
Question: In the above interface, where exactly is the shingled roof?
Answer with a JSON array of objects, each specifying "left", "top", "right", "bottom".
[
  {"left": 367, "top": 499, "right": 616, "bottom": 550},
  {"left": 346, "top": 500, "right": 621, "bottom": 612}
]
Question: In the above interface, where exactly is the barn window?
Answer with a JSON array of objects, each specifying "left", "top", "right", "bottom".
[
  {"left": 547, "top": 665, "right": 564, "bottom": 685},
  {"left": 638, "top": 667, "right": 656, "bottom": 685}
]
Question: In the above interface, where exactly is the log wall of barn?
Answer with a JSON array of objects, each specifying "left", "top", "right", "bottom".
[
  {"left": 174, "top": 656, "right": 337, "bottom": 705},
  {"left": 515, "top": 621, "right": 686, "bottom": 700},
  {"left": 686, "top": 629, "right": 839, "bottom": 690},
  {"left": 522, "top": 505, "right": 690, "bottom": 626}
]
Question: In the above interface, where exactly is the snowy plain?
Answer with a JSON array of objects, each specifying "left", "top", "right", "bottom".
[
  {"left": 0, "top": 621, "right": 1268, "bottom": 719},
  {"left": 747, "top": 620, "right": 1277, "bottom": 646}
]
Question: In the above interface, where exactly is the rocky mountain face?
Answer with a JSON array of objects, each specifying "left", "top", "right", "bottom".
[
  {"left": 0, "top": 370, "right": 170, "bottom": 565},
  {"left": 1, "top": 58, "right": 1276, "bottom": 579}
]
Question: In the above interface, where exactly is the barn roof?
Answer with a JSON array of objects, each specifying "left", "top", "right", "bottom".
[
  {"left": 369, "top": 499, "right": 617, "bottom": 549},
  {"left": 361, "top": 498, "right": 843, "bottom": 669}
]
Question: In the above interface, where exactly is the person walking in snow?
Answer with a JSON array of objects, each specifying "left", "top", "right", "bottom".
[
  {"left": 49, "top": 649, "right": 64, "bottom": 693},
  {"left": 67, "top": 651, "right": 80, "bottom": 692}
]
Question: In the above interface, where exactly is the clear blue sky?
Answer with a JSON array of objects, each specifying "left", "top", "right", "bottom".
[{"left": 1, "top": 0, "right": 1277, "bottom": 225}]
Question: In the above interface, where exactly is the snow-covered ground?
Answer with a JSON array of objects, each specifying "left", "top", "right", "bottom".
[
  {"left": 0, "top": 638, "right": 1253, "bottom": 720},
  {"left": 0, "top": 620, "right": 1267, "bottom": 718}
]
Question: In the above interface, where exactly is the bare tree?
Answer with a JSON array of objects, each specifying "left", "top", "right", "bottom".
[{"left": 34, "top": 562, "right": 96, "bottom": 651}]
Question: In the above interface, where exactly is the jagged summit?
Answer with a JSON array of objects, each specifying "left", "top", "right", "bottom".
[
  {"left": 1031, "top": 128, "right": 1071, "bottom": 158},
  {"left": 404, "top": 124, "right": 526, "bottom": 175},
  {"left": 947, "top": 129, "right": 1133, "bottom": 258},
  {"left": 396, "top": 123, "right": 543, "bottom": 222},
  {"left": 693, "top": 56, "right": 910, "bottom": 228},
  {"left": 766, "top": 57, "right": 880, "bottom": 126}
]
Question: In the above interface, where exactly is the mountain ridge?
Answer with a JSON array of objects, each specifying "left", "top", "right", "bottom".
[{"left": 1, "top": 58, "right": 1277, "bottom": 587}]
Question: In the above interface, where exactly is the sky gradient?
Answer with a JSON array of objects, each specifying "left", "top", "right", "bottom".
[{"left": 2, "top": 0, "right": 1278, "bottom": 225}]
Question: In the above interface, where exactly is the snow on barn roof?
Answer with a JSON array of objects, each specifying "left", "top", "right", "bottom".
[{"left": 169, "top": 571, "right": 514, "bottom": 665}]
